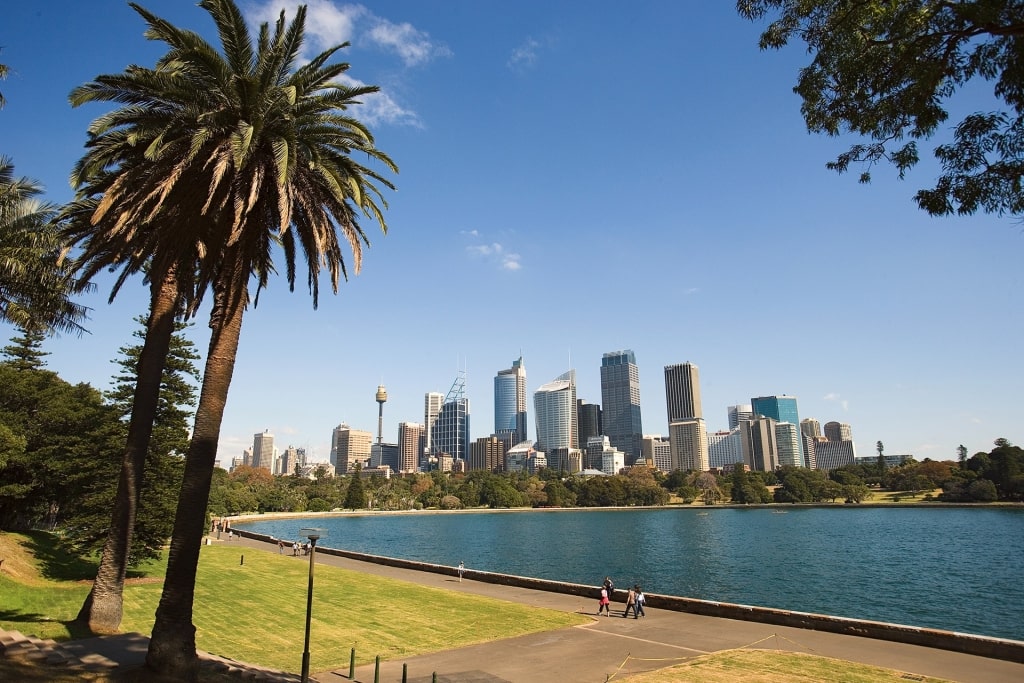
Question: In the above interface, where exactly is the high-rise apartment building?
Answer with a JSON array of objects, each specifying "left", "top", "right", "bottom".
[
  {"left": 741, "top": 417, "right": 779, "bottom": 471},
  {"left": 669, "top": 419, "right": 709, "bottom": 471},
  {"left": 600, "top": 350, "right": 644, "bottom": 463},
  {"left": 577, "top": 399, "right": 602, "bottom": 447},
  {"left": 665, "top": 362, "right": 703, "bottom": 422},
  {"left": 251, "top": 431, "right": 275, "bottom": 472},
  {"left": 434, "top": 373, "right": 471, "bottom": 464},
  {"left": 707, "top": 429, "right": 743, "bottom": 469},
  {"left": 800, "top": 418, "right": 821, "bottom": 439},
  {"left": 534, "top": 370, "right": 577, "bottom": 453},
  {"left": 332, "top": 423, "right": 372, "bottom": 475},
  {"left": 494, "top": 357, "right": 527, "bottom": 446},
  {"left": 776, "top": 422, "right": 801, "bottom": 467},
  {"left": 398, "top": 422, "right": 424, "bottom": 473},
  {"left": 469, "top": 436, "right": 506, "bottom": 472},
  {"left": 279, "top": 445, "right": 302, "bottom": 475},
  {"left": 641, "top": 434, "right": 672, "bottom": 472},
  {"left": 727, "top": 404, "right": 753, "bottom": 430}
]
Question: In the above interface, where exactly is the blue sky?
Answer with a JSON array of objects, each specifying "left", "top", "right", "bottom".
[{"left": 2, "top": 1, "right": 1020, "bottom": 466}]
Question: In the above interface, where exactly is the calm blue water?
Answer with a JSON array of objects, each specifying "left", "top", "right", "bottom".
[{"left": 237, "top": 507, "right": 1024, "bottom": 641}]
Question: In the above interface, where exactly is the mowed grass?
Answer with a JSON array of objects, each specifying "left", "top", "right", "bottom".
[
  {"left": 0, "top": 531, "right": 587, "bottom": 674},
  {"left": 618, "top": 649, "right": 953, "bottom": 683}
]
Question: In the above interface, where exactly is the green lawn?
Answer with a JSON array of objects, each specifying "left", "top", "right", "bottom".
[{"left": 0, "top": 531, "right": 587, "bottom": 674}]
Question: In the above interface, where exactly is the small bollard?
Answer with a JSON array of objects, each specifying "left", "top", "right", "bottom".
[
  {"left": 402, "top": 662, "right": 407, "bottom": 683},
  {"left": 240, "top": 555, "right": 244, "bottom": 566},
  {"left": 349, "top": 647, "right": 355, "bottom": 678},
  {"left": 432, "top": 672, "right": 437, "bottom": 683},
  {"left": 374, "top": 655, "right": 380, "bottom": 683}
]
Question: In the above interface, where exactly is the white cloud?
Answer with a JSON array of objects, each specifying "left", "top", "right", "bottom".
[
  {"left": 508, "top": 37, "right": 540, "bottom": 71},
  {"left": 460, "top": 229, "right": 480, "bottom": 237},
  {"left": 823, "top": 393, "right": 849, "bottom": 411},
  {"left": 502, "top": 254, "right": 522, "bottom": 271},
  {"left": 465, "top": 240, "right": 523, "bottom": 272},
  {"left": 248, "top": 1, "right": 364, "bottom": 52},
  {"left": 683, "top": 287, "right": 699, "bottom": 295},
  {"left": 367, "top": 18, "right": 452, "bottom": 66}
]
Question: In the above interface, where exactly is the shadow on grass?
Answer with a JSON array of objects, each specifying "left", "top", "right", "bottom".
[
  {"left": 19, "top": 530, "right": 152, "bottom": 582},
  {"left": 0, "top": 609, "right": 95, "bottom": 640}
]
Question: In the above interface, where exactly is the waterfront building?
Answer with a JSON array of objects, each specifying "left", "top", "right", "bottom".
[
  {"left": 600, "top": 350, "right": 644, "bottom": 463},
  {"left": 534, "top": 369, "right": 577, "bottom": 452},
  {"left": 470, "top": 435, "right": 506, "bottom": 472},
  {"left": 640, "top": 434, "right": 672, "bottom": 472},
  {"left": 332, "top": 423, "right": 372, "bottom": 475},
  {"left": 664, "top": 362, "right": 703, "bottom": 422},
  {"left": 741, "top": 416, "right": 779, "bottom": 471},
  {"left": 668, "top": 418, "right": 709, "bottom": 471},
  {"left": 397, "top": 422, "right": 424, "bottom": 473},
  {"left": 423, "top": 391, "right": 444, "bottom": 463},
  {"left": 727, "top": 404, "right": 753, "bottom": 430},
  {"left": 548, "top": 447, "right": 583, "bottom": 474},
  {"left": 279, "top": 445, "right": 302, "bottom": 476},
  {"left": 577, "top": 399, "right": 602, "bottom": 449},
  {"left": 707, "top": 428, "right": 743, "bottom": 469},
  {"left": 586, "top": 435, "right": 624, "bottom": 474},
  {"left": 494, "top": 357, "right": 528, "bottom": 446},
  {"left": 251, "top": 430, "right": 275, "bottom": 472},
  {"left": 434, "top": 373, "right": 471, "bottom": 465}
]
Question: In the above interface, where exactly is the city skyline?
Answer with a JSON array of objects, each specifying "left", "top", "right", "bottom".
[{"left": 2, "top": 1, "right": 1018, "bottom": 468}]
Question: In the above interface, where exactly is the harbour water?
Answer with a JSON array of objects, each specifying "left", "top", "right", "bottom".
[{"left": 238, "top": 506, "right": 1024, "bottom": 641}]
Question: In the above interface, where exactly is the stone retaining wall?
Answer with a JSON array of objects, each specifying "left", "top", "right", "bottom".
[{"left": 231, "top": 527, "right": 1024, "bottom": 664}]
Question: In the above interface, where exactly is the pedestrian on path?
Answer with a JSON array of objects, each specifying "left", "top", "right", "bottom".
[
  {"left": 634, "top": 586, "right": 646, "bottom": 618},
  {"left": 623, "top": 586, "right": 637, "bottom": 618},
  {"left": 598, "top": 586, "right": 611, "bottom": 616},
  {"left": 458, "top": 560, "right": 465, "bottom": 582}
]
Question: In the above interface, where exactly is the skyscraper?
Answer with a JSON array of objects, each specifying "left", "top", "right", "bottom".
[
  {"left": 534, "top": 369, "right": 577, "bottom": 453},
  {"left": 494, "top": 356, "right": 527, "bottom": 446},
  {"left": 824, "top": 421, "right": 853, "bottom": 442},
  {"left": 423, "top": 391, "right": 444, "bottom": 461},
  {"left": 741, "top": 417, "right": 779, "bottom": 471},
  {"left": 434, "top": 372, "right": 470, "bottom": 464},
  {"left": 331, "top": 423, "right": 372, "bottom": 475},
  {"left": 600, "top": 350, "right": 644, "bottom": 463},
  {"left": 665, "top": 363, "right": 703, "bottom": 422},
  {"left": 727, "top": 404, "right": 753, "bottom": 430},
  {"left": 577, "top": 400, "right": 602, "bottom": 447},
  {"left": 751, "top": 395, "right": 803, "bottom": 465},
  {"left": 251, "top": 430, "right": 275, "bottom": 472}
]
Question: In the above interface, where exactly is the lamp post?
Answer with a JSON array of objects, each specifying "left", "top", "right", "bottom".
[{"left": 299, "top": 527, "right": 327, "bottom": 683}]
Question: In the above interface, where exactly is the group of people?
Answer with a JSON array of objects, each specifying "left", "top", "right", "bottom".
[
  {"left": 598, "top": 576, "right": 645, "bottom": 619},
  {"left": 277, "top": 540, "right": 311, "bottom": 556}
]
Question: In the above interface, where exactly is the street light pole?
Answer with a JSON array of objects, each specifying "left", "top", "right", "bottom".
[{"left": 299, "top": 527, "right": 326, "bottom": 683}]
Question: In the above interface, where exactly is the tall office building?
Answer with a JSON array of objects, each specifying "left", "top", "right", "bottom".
[
  {"left": 251, "top": 431, "right": 275, "bottom": 472},
  {"left": 494, "top": 357, "right": 528, "bottom": 446},
  {"left": 469, "top": 436, "right": 506, "bottom": 472},
  {"left": 331, "top": 423, "right": 372, "bottom": 475},
  {"left": 577, "top": 400, "right": 602, "bottom": 447},
  {"left": 534, "top": 369, "right": 577, "bottom": 453},
  {"left": 707, "top": 429, "right": 743, "bottom": 469},
  {"left": 398, "top": 422, "right": 424, "bottom": 473},
  {"left": 741, "top": 417, "right": 779, "bottom": 472},
  {"left": 641, "top": 434, "right": 672, "bottom": 472},
  {"left": 423, "top": 392, "right": 444, "bottom": 461},
  {"left": 665, "top": 362, "right": 703, "bottom": 422},
  {"left": 434, "top": 372, "right": 471, "bottom": 464},
  {"left": 800, "top": 418, "right": 821, "bottom": 439},
  {"left": 727, "top": 404, "right": 753, "bottom": 430},
  {"left": 776, "top": 422, "right": 801, "bottom": 467},
  {"left": 600, "top": 350, "right": 644, "bottom": 463},
  {"left": 814, "top": 436, "right": 857, "bottom": 470},
  {"left": 279, "top": 445, "right": 302, "bottom": 475},
  {"left": 751, "top": 395, "right": 803, "bottom": 465}
]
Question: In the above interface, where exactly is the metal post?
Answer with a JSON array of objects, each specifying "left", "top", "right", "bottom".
[
  {"left": 402, "top": 662, "right": 408, "bottom": 683},
  {"left": 374, "top": 655, "right": 380, "bottom": 683},
  {"left": 349, "top": 647, "right": 356, "bottom": 678},
  {"left": 300, "top": 536, "right": 318, "bottom": 682}
]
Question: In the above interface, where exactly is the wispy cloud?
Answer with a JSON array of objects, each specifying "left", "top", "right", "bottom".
[
  {"left": 367, "top": 17, "right": 452, "bottom": 66},
  {"left": 823, "top": 393, "right": 849, "bottom": 411},
  {"left": 466, "top": 238, "right": 522, "bottom": 272},
  {"left": 508, "top": 37, "right": 541, "bottom": 71}
]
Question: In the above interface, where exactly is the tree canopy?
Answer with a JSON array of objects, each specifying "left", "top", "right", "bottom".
[{"left": 739, "top": 0, "right": 1024, "bottom": 217}]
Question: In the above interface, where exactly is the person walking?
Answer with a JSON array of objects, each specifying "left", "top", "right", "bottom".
[
  {"left": 598, "top": 586, "right": 611, "bottom": 616},
  {"left": 634, "top": 586, "right": 646, "bottom": 618},
  {"left": 458, "top": 560, "right": 465, "bottom": 582},
  {"left": 603, "top": 576, "right": 615, "bottom": 602},
  {"left": 623, "top": 585, "right": 637, "bottom": 618}
]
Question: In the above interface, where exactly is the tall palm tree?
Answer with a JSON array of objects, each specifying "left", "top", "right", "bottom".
[
  {"left": 68, "top": 1, "right": 396, "bottom": 678},
  {"left": 0, "top": 157, "right": 88, "bottom": 335}
]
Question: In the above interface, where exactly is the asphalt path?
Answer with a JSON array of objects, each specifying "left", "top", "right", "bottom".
[{"left": 221, "top": 534, "right": 1024, "bottom": 683}]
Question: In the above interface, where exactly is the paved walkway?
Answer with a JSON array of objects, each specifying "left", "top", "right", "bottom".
[{"left": 219, "top": 535, "right": 1024, "bottom": 683}]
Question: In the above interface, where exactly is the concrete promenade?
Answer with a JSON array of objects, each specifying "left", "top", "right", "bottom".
[{"left": 220, "top": 534, "right": 1024, "bottom": 683}]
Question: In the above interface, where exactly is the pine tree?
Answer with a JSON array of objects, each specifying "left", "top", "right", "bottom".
[
  {"left": 1, "top": 327, "right": 49, "bottom": 371},
  {"left": 344, "top": 463, "right": 367, "bottom": 510}
]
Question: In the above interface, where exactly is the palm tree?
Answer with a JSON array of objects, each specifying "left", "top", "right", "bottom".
[
  {"left": 0, "top": 58, "right": 8, "bottom": 109},
  {"left": 68, "top": 1, "right": 396, "bottom": 678},
  {"left": 0, "top": 157, "right": 88, "bottom": 335}
]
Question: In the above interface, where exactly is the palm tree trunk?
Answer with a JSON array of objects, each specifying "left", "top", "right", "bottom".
[
  {"left": 77, "top": 269, "right": 180, "bottom": 633},
  {"left": 146, "top": 273, "right": 246, "bottom": 682}
]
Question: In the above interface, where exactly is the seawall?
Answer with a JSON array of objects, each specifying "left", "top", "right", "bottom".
[{"left": 230, "top": 525, "right": 1024, "bottom": 664}]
